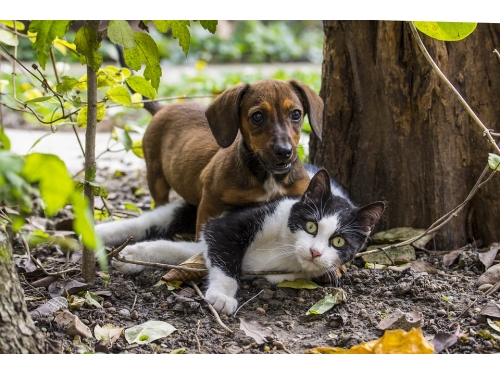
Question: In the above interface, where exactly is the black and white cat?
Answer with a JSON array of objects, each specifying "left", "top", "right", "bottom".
[{"left": 96, "top": 166, "right": 384, "bottom": 315}]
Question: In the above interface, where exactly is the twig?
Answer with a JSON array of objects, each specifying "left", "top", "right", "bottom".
[
  {"left": 409, "top": 21, "right": 500, "bottom": 155},
  {"left": 29, "top": 254, "right": 80, "bottom": 277},
  {"left": 233, "top": 289, "right": 264, "bottom": 318},
  {"left": 106, "top": 236, "right": 134, "bottom": 262},
  {"left": 449, "top": 278, "right": 500, "bottom": 328},
  {"left": 190, "top": 281, "right": 234, "bottom": 335},
  {"left": 131, "top": 294, "right": 138, "bottom": 310},
  {"left": 195, "top": 320, "right": 202, "bottom": 354},
  {"left": 114, "top": 255, "right": 208, "bottom": 273},
  {"left": 105, "top": 94, "right": 218, "bottom": 109}
]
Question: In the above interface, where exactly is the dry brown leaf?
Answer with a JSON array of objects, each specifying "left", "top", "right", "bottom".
[
  {"left": 429, "top": 331, "right": 459, "bottom": 353},
  {"left": 478, "top": 243, "right": 499, "bottom": 270},
  {"left": 161, "top": 252, "right": 207, "bottom": 283},
  {"left": 94, "top": 323, "right": 123, "bottom": 344},
  {"left": 371, "top": 227, "right": 435, "bottom": 249},
  {"left": 376, "top": 310, "right": 423, "bottom": 331},
  {"left": 55, "top": 310, "right": 92, "bottom": 338},
  {"left": 29, "top": 296, "right": 68, "bottom": 319},
  {"left": 239, "top": 318, "right": 274, "bottom": 345},
  {"left": 304, "top": 327, "right": 434, "bottom": 354},
  {"left": 443, "top": 250, "right": 463, "bottom": 267},
  {"left": 387, "top": 260, "right": 437, "bottom": 274},
  {"left": 478, "top": 301, "right": 500, "bottom": 320}
]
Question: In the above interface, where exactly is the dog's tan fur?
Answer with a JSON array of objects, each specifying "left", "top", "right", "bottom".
[{"left": 142, "top": 78, "right": 324, "bottom": 237}]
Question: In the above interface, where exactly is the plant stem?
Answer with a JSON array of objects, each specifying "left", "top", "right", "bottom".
[{"left": 81, "top": 20, "right": 100, "bottom": 284}]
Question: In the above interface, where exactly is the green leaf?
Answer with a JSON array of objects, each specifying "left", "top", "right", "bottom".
[
  {"left": 56, "top": 76, "right": 80, "bottom": 95},
  {"left": 0, "top": 29, "right": 18, "bottom": 46},
  {"left": 106, "top": 86, "right": 132, "bottom": 107},
  {"left": 306, "top": 294, "right": 337, "bottom": 316},
  {"left": 113, "top": 127, "right": 133, "bottom": 151},
  {"left": 198, "top": 20, "right": 218, "bottom": 34},
  {"left": 24, "top": 95, "right": 53, "bottom": 104},
  {"left": 153, "top": 21, "right": 190, "bottom": 56},
  {"left": 132, "top": 140, "right": 144, "bottom": 158},
  {"left": 488, "top": 153, "right": 500, "bottom": 171},
  {"left": 123, "top": 32, "right": 162, "bottom": 90},
  {"left": 413, "top": 22, "right": 477, "bottom": 41},
  {"left": 277, "top": 278, "right": 321, "bottom": 290},
  {"left": 22, "top": 153, "right": 74, "bottom": 217},
  {"left": 71, "top": 191, "right": 104, "bottom": 257},
  {"left": 125, "top": 321, "right": 176, "bottom": 344},
  {"left": 74, "top": 25, "right": 103, "bottom": 72},
  {"left": 123, "top": 202, "right": 142, "bottom": 215},
  {"left": 0, "top": 127, "right": 11, "bottom": 150},
  {"left": 0, "top": 20, "right": 26, "bottom": 31},
  {"left": 487, "top": 318, "right": 500, "bottom": 334},
  {"left": 125, "top": 75, "right": 156, "bottom": 100},
  {"left": 77, "top": 104, "right": 106, "bottom": 127},
  {"left": 28, "top": 20, "right": 71, "bottom": 70},
  {"left": 107, "top": 20, "right": 135, "bottom": 50}
]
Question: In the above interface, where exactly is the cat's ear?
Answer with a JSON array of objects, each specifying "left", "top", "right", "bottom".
[
  {"left": 301, "top": 169, "right": 331, "bottom": 206},
  {"left": 353, "top": 202, "right": 385, "bottom": 233}
]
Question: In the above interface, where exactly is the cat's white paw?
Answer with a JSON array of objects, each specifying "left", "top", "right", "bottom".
[
  {"left": 95, "top": 221, "right": 129, "bottom": 247},
  {"left": 111, "top": 244, "right": 146, "bottom": 274},
  {"left": 205, "top": 289, "right": 238, "bottom": 315}
]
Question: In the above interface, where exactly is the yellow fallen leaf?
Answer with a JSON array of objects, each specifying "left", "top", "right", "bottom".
[{"left": 305, "top": 327, "right": 434, "bottom": 354}]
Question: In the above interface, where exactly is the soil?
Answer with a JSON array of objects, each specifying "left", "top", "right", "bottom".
[{"left": 13, "top": 167, "right": 500, "bottom": 355}]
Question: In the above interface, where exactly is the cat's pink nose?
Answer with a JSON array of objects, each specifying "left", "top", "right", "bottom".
[{"left": 310, "top": 248, "right": 321, "bottom": 259}]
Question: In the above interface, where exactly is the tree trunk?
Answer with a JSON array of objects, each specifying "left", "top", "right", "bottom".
[
  {"left": 0, "top": 230, "right": 49, "bottom": 353},
  {"left": 311, "top": 21, "right": 500, "bottom": 249}
]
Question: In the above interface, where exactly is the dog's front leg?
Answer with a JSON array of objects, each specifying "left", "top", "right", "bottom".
[{"left": 195, "top": 198, "right": 223, "bottom": 241}]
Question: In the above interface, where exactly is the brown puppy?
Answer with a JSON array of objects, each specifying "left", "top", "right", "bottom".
[{"left": 142, "top": 78, "right": 324, "bottom": 237}]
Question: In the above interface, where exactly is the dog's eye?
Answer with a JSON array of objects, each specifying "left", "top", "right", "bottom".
[
  {"left": 251, "top": 112, "right": 264, "bottom": 124},
  {"left": 291, "top": 109, "right": 302, "bottom": 122}
]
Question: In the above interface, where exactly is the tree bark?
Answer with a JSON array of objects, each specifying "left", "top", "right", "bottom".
[
  {"left": 0, "top": 230, "right": 49, "bottom": 353},
  {"left": 311, "top": 21, "right": 500, "bottom": 249}
]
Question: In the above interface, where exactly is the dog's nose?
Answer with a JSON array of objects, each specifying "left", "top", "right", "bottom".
[{"left": 274, "top": 143, "right": 292, "bottom": 160}]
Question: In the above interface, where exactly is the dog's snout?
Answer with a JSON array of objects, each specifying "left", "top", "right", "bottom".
[{"left": 274, "top": 143, "right": 293, "bottom": 160}]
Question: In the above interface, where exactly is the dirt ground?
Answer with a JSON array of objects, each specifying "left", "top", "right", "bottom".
[{"left": 14, "top": 167, "right": 500, "bottom": 355}]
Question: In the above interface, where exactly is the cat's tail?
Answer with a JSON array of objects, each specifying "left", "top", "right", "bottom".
[{"left": 95, "top": 201, "right": 197, "bottom": 247}]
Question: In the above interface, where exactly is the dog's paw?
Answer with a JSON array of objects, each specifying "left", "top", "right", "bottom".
[
  {"left": 205, "top": 289, "right": 238, "bottom": 315},
  {"left": 111, "top": 244, "right": 145, "bottom": 274}
]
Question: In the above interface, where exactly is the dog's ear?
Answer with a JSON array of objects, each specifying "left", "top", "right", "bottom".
[
  {"left": 205, "top": 82, "right": 250, "bottom": 148},
  {"left": 288, "top": 79, "right": 324, "bottom": 142}
]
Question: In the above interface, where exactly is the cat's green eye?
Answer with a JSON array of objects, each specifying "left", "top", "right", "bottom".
[
  {"left": 331, "top": 236, "right": 345, "bottom": 248},
  {"left": 305, "top": 221, "right": 317, "bottom": 234}
]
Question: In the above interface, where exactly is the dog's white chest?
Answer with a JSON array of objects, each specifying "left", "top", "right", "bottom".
[{"left": 258, "top": 176, "right": 285, "bottom": 202}]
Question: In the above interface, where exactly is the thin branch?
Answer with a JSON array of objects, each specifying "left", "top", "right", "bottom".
[
  {"left": 408, "top": 21, "right": 500, "bottom": 155},
  {"left": 190, "top": 281, "right": 234, "bottom": 335}
]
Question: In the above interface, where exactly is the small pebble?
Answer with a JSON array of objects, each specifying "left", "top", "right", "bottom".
[
  {"left": 256, "top": 307, "right": 266, "bottom": 314},
  {"left": 450, "top": 277, "right": 457, "bottom": 283},
  {"left": 383, "top": 291, "right": 392, "bottom": 297},
  {"left": 103, "top": 302, "right": 113, "bottom": 308},
  {"left": 275, "top": 321, "right": 284, "bottom": 328},
  {"left": 359, "top": 309, "right": 368, "bottom": 317},
  {"left": 483, "top": 340, "right": 493, "bottom": 349},
  {"left": 130, "top": 310, "right": 139, "bottom": 320},
  {"left": 106, "top": 307, "right": 116, "bottom": 313},
  {"left": 478, "top": 284, "right": 493, "bottom": 293},
  {"left": 241, "top": 284, "right": 250, "bottom": 290},
  {"left": 436, "top": 309, "right": 447, "bottom": 317},
  {"left": 263, "top": 346, "right": 270, "bottom": 352},
  {"left": 296, "top": 297, "right": 305, "bottom": 303},
  {"left": 119, "top": 309, "right": 131, "bottom": 318}
]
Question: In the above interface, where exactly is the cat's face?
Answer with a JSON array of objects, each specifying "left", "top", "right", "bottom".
[{"left": 288, "top": 170, "right": 385, "bottom": 276}]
